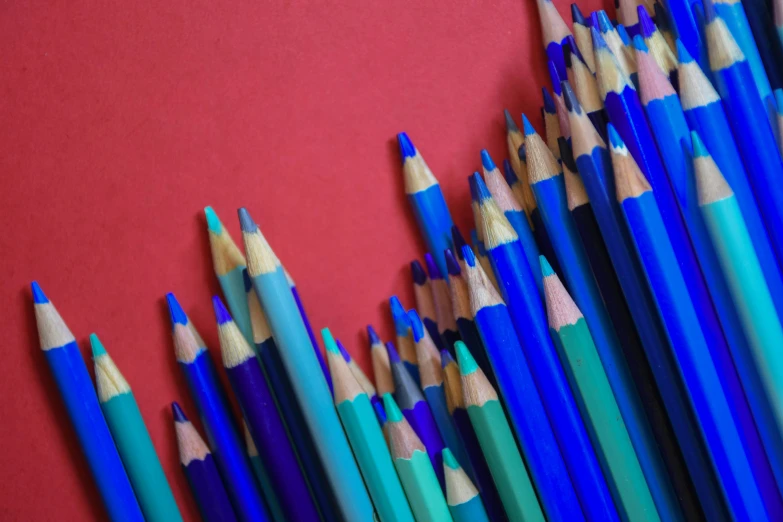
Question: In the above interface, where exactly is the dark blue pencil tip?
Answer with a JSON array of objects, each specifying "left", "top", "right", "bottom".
[
  {"left": 504, "top": 109, "right": 520, "bottom": 133},
  {"left": 367, "top": 324, "right": 381, "bottom": 345},
  {"left": 411, "top": 260, "right": 428, "bottom": 285},
  {"left": 172, "top": 402, "right": 188, "bottom": 422},
  {"left": 637, "top": 7, "right": 656, "bottom": 38},
  {"left": 440, "top": 349, "right": 455, "bottom": 368},
  {"left": 547, "top": 61, "right": 563, "bottom": 96},
  {"left": 562, "top": 81, "right": 582, "bottom": 114},
  {"left": 373, "top": 401, "right": 387, "bottom": 424},
  {"left": 675, "top": 39, "right": 693, "bottom": 63},
  {"left": 542, "top": 88, "right": 556, "bottom": 114},
  {"left": 591, "top": 26, "right": 609, "bottom": 50},
  {"left": 571, "top": 3, "right": 586, "bottom": 25},
  {"left": 385, "top": 341, "right": 401, "bottom": 363},
  {"left": 212, "top": 295, "right": 233, "bottom": 325},
  {"left": 632, "top": 34, "right": 648, "bottom": 53},
  {"left": 166, "top": 292, "right": 188, "bottom": 326},
  {"left": 521, "top": 114, "right": 537, "bottom": 137},
  {"left": 472, "top": 172, "right": 493, "bottom": 201},
  {"left": 424, "top": 253, "right": 443, "bottom": 280},
  {"left": 408, "top": 310, "right": 424, "bottom": 341},
  {"left": 237, "top": 207, "right": 257, "bottom": 233},
  {"left": 31, "top": 281, "right": 49, "bottom": 304},
  {"left": 242, "top": 268, "right": 253, "bottom": 293},
  {"left": 336, "top": 339, "right": 351, "bottom": 362},
  {"left": 502, "top": 159, "right": 519, "bottom": 186},
  {"left": 451, "top": 226, "right": 468, "bottom": 257},
  {"left": 480, "top": 149, "right": 496, "bottom": 171},
  {"left": 468, "top": 173, "right": 480, "bottom": 203},
  {"left": 607, "top": 124, "right": 624, "bottom": 148},
  {"left": 445, "top": 249, "right": 462, "bottom": 276},
  {"left": 596, "top": 10, "right": 613, "bottom": 33},
  {"left": 461, "top": 244, "right": 477, "bottom": 268},
  {"left": 397, "top": 132, "right": 417, "bottom": 161}
]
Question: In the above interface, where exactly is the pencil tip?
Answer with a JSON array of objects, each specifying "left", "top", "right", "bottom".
[
  {"left": 385, "top": 341, "right": 401, "bottom": 363},
  {"left": 596, "top": 10, "right": 613, "bottom": 33},
  {"left": 542, "top": 88, "right": 556, "bottom": 113},
  {"left": 172, "top": 402, "right": 188, "bottom": 422},
  {"left": 373, "top": 400, "right": 387, "bottom": 424},
  {"left": 237, "top": 207, "right": 257, "bottom": 233},
  {"left": 547, "top": 61, "right": 563, "bottom": 96},
  {"left": 212, "top": 295, "right": 232, "bottom": 325},
  {"left": 89, "top": 333, "right": 107, "bottom": 357},
  {"left": 521, "top": 114, "right": 536, "bottom": 137},
  {"left": 455, "top": 341, "right": 478, "bottom": 375},
  {"left": 690, "top": 131, "right": 709, "bottom": 157},
  {"left": 675, "top": 39, "right": 693, "bottom": 63},
  {"left": 591, "top": 25, "right": 609, "bottom": 50},
  {"left": 204, "top": 206, "right": 222, "bottom": 234},
  {"left": 408, "top": 310, "right": 424, "bottom": 342},
  {"left": 472, "top": 172, "right": 492, "bottom": 201},
  {"left": 468, "top": 173, "right": 480, "bottom": 203},
  {"left": 571, "top": 3, "right": 586, "bottom": 25},
  {"left": 336, "top": 338, "right": 351, "bottom": 361},
  {"left": 320, "top": 327, "right": 339, "bottom": 355},
  {"left": 440, "top": 348, "right": 455, "bottom": 368},
  {"left": 31, "top": 281, "right": 49, "bottom": 304},
  {"left": 480, "top": 149, "right": 496, "bottom": 172},
  {"left": 504, "top": 110, "right": 520, "bottom": 133},
  {"left": 166, "top": 293, "right": 188, "bottom": 326},
  {"left": 389, "top": 296, "right": 410, "bottom": 334},
  {"left": 411, "top": 260, "right": 427, "bottom": 285},
  {"left": 616, "top": 24, "right": 631, "bottom": 45},
  {"left": 442, "top": 448, "right": 459, "bottom": 469},
  {"left": 424, "top": 253, "right": 443, "bottom": 280},
  {"left": 382, "top": 393, "right": 403, "bottom": 422},
  {"left": 562, "top": 81, "right": 581, "bottom": 113},
  {"left": 367, "top": 324, "right": 381, "bottom": 345},
  {"left": 397, "top": 132, "right": 416, "bottom": 161},
  {"left": 632, "top": 34, "right": 648, "bottom": 53},
  {"left": 607, "top": 123, "right": 624, "bottom": 149},
  {"left": 637, "top": 6, "right": 656, "bottom": 38},
  {"left": 539, "top": 255, "right": 555, "bottom": 277},
  {"left": 445, "top": 249, "right": 461, "bottom": 276},
  {"left": 461, "top": 244, "right": 477, "bottom": 268},
  {"left": 451, "top": 226, "right": 468, "bottom": 257},
  {"left": 242, "top": 268, "right": 252, "bottom": 292},
  {"left": 502, "top": 159, "right": 518, "bottom": 186}
]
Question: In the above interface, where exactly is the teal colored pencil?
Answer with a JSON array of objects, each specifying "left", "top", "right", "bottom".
[
  {"left": 242, "top": 422, "right": 286, "bottom": 522},
  {"left": 443, "top": 449, "right": 490, "bottom": 522},
  {"left": 91, "top": 335, "right": 182, "bottom": 522},
  {"left": 383, "top": 394, "right": 453, "bottom": 522},
  {"left": 239, "top": 208, "right": 373, "bottom": 522},
  {"left": 693, "top": 137, "right": 783, "bottom": 454}
]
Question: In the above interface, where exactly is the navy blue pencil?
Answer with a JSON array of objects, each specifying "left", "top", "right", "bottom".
[
  {"left": 411, "top": 259, "right": 444, "bottom": 351},
  {"left": 389, "top": 296, "right": 420, "bottom": 385},
  {"left": 173, "top": 403, "right": 237, "bottom": 522},
  {"left": 165, "top": 293, "right": 268, "bottom": 522},
  {"left": 424, "top": 253, "right": 461, "bottom": 353}
]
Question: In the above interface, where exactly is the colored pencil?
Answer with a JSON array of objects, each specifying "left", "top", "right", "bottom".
[
  {"left": 389, "top": 295, "right": 420, "bottom": 385},
  {"left": 243, "top": 270, "right": 337, "bottom": 522},
  {"left": 595, "top": 11, "right": 639, "bottom": 88},
  {"left": 239, "top": 208, "right": 373, "bottom": 522},
  {"left": 368, "top": 325, "right": 395, "bottom": 396},
  {"left": 571, "top": 3, "right": 596, "bottom": 72},
  {"left": 91, "top": 335, "right": 182, "bottom": 522},
  {"left": 611, "top": 125, "right": 769, "bottom": 521},
  {"left": 424, "top": 253, "right": 460, "bottom": 352},
  {"left": 443, "top": 448, "right": 490, "bottom": 522},
  {"left": 535, "top": 0, "right": 572, "bottom": 81},
  {"left": 503, "top": 110, "right": 536, "bottom": 228},
  {"left": 323, "top": 329, "right": 414, "bottom": 522},
  {"left": 384, "top": 394, "right": 453, "bottom": 522},
  {"left": 540, "top": 259, "right": 660, "bottom": 521},
  {"left": 638, "top": 8, "right": 679, "bottom": 91},
  {"left": 677, "top": 40, "right": 783, "bottom": 322},
  {"left": 473, "top": 175, "right": 618, "bottom": 521},
  {"left": 374, "top": 400, "right": 389, "bottom": 443},
  {"left": 542, "top": 88, "right": 562, "bottom": 159},
  {"left": 776, "top": 89, "right": 783, "bottom": 155},
  {"left": 546, "top": 63, "right": 572, "bottom": 144},
  {"left": 470, "top": 229, "right": 499, "bottom": 293},
  {"left": 31, "top": 283, "right": 144, "bottom": 522},
  {"left": 441, "top": 349, "right": 507, "bottom": 522},
  {"left": 397, "top": 131, "right": 455, "bottom": 278},
  {"left": 653, "top": 3, "right": 678, "bottom": 54},
  {"left": 165, "top": 293, "right": 268, "bottom": 522},
  {"left": 665, "top": 0, "right": 707, "bottom": 76},
  {"left": 409, "top": 310, "right": 472, "bottom": 477},
  {"left": 242, "top": 422, "right": 286, "bottom": 522},
  {"left": 564, "top": 81, "right": 714, "bottom": 521},
  {"left": 693, "top": 136, "right": 783, "bottom": 494},
  {"left": 617, "top": 24, "right": 632, "bottom": 48},
  {"left": 706, "top": 15, "right": 783, "bottom": 274},
  {"left": 386, "top": 340, "right": 446, "bottom": 490},
  {"left": 213, "top": 296, "right": 319, "bottom": 521},
  {"left": 564, "top": 36, "right": 608, "bottom": 139},
  {"left": 456, "top": 341, "right": 545, "bottom": 522},
  {"left": 336, "top": 338, "right": 377, "bottom": 403},
  {"left": 411, "top": 259, "right": 444, "bottom": 350},
  {"left": 617, "top": 0, "right": 649, "bottom": 36},
  {"left": 737, "top": 0, "right": 783, "bottom": 90},
  {"left": 525, "top": 116, "right": 680, "bottom": 520},
  {"left": 459, "top": 245, "right": 583, "bottom": 521},
  {"left": 173, "top": 402, "right": 237, "bottom": 522},
  {"left": 206, "top": 206, "right": 254, "bottom": 343},
  {"left": 484, "top": 152, "right": 543, "bottom": 295},
  {"left": 469, "top": 172, "right": 489, "bottom": 259}
]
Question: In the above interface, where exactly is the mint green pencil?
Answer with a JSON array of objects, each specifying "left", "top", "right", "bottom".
[
  {"left": 91, "top": 334, "right": 182, "bottom": 522},
  {"left": 443, "top": 448, "right": 489, "bottom": 522},
  {"left": 383, "top": 393, "right": 453, "bottom": 522}
]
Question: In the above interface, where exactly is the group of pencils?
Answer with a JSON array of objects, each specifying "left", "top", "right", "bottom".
[{"left": 30, "top": 0, "right": 783, "bottom": 521}]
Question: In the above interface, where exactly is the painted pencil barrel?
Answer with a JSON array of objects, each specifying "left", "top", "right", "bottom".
[
  {"left": 290, "top": 284, "right": 332, "bottom": 393},
  {"left": 184, "top": 455, "right": 238, "bottom": 522},
  {"left": 449, "top": 497, "right": 489, "bottom": 522},
  {"left": 503, "top": 209, "right": 543, "bottom": 295},
  {"left": 423, "top": 385, "right": 473, "bottom": 480},
  {"left": 409, "top": 188, "right": 455, "bottom": 277},
  {"left": 395, "top": 451, "right": 453, "bottom": 522}
]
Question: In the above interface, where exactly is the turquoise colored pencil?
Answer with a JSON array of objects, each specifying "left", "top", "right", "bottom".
[
  {"left": 32, "top": 283, "right": 144, "bottom": 522},
  {"left": 384, "top": 394, "right": 453, "bottom": 522},
  {"left": 91, "top": 335, "right": 182, "bottom": 522},
  {"left": 443, "top": 449, "right": 490, "bottom": 522},
  {"left": 323, "top": 329, "right": 414, "bottom": 522},
  {"left": 242, "top": 422, "right": 286, "bottom": 522},
  {"left": 239, "top": 208, "right": 373, "bottom": 522}
]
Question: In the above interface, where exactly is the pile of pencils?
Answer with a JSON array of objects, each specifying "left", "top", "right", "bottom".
[{"left": 30, "top": 0, "right": 783, "bottom": 520}]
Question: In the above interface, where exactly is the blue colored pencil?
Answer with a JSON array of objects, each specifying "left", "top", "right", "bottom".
[
  {"left": 165, "top": 293, "right": 269, "bottom": 522},
  {"left": 524, "top": 116, "right": 682, "bottom": 520},
  {"left": 386, "top": 340, "right": 447, "bottom": 490},
  {"left": 616, "top": 0, "right": 647, "bottom": 36},
  {"left": 424, "top": 253, "right": 461, "bottom": 352},
  {"left": 547, "top": 61, "right": 571, "bottom": 143},
  {"left": 389, "top": 295, "right": 420, "bottom": 385},
  {"left": 535, "top": 0, "right": 572, "bottom": 81},
  {"left": 706, "top": 15, "right": 783, "bottom": 276},
  {"left": 611, "top": 125, "right": 770, "bottom": 521},
  {"left": 239, "top": 208, "right": 373, "bottom": 522},
  {"left": 31, "top": 283, "right": 144, "bottom": 522},
  {"left": 411, "top": 259, "right": 444, "bottom": 350},
  {"left": 616, "top": 23, "right": 632, "bottom": 47},
  {"left": 470, "top": 229, "right": 499, "bottom": 292},
  {"left": 653, "top": 3, "right": 679, "bottom": 54},
  {"left": 542, "top": 87, "right": 562, "bottom": 160},
  {"left": 638, "top": 8, "right": 679, "bottom": 91},
  {"left": 738, "top": 0, "right": 783, "bottom": 90},
  {"left": 472, "top": 174, "right": 618, "bottom": 521},
  {"left": 398, "top": 132, "right": 455, "bottom": 278},
  {"left": 503, "top": 110, "right": 536, "bottom": 228},
  {"left": 458, "top": 245, "right": 584, "bottom": 521},
  {"left": 595, "top": 11, "right": 639, "bottom": 88},
  {"left": 571, "top": 3, "right": 596, "bottom": 73},
  {"left": 367, "top": 326, "right": 395, "bottom": 397},
  {"left": 664, "top": 0, "right": 707, "bottom": 74},
  {"left": 173, "top": 403, "right": 237, "bottom": 522},
  {"left": 213, "top": 296, "right": 320, "bottom": 521},
  {"left": 563, "top": 81, "right": 719, "bottom": 521},
  {"left": 564, "top": 36, "right": 608, "bottom": 139}
]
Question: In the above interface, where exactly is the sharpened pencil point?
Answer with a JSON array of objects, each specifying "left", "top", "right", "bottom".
[
  {"left": 480, "top": 149, "right": 496, "bottom": 171},
  {"left": 386, "top": 341, "right": 401, "bottom": 363},
  {"left": 440, "top": 349, "right": 455, "bottom": 369},
  {"left": 632, "top": 34, "right": 648, "bottom": 53},
  {"left": 237, "top": 207, "right": 257, "bottom": 233},
  {"left": 172, "top": 402, "right": 188, "bottom": 422},
  {"left": 461, "top": 244, "right": 477, "bottom": 268},
  {"left": 690, "top": 131, "right": 709, "bottom": 157},
  {"left": 336, "top": 339, "right": 351, "bottom": 362},
  {"left": 212, "top": 295, "right": 233, "bottom": 325},
  {"left": 637, "top": 6, "right": 656, "bottom": 38},
  {"left": 442, "top": 448, "right": 459, "bottom": 469},
  {"left": 204, "top": 206, "right": 222, "bottom": 234},
  {"left": 571, "top": 3, "right": 586, "bottom": 25},
  {"left": 321, "top": 328, "right": 340, "bottom": 355},
  {"left": 522, "top": 114, "right": 537, "bottom": 137},
  {"left": 504, "top": 110, "right": 520, "bottom": 133},
  {"left": 383, "top": 393, "right": 404, "bottom": 422},
  {"left": 166, "top": 293, "right": 188, "bottom": 326},
  {"left": 90, "top": 333, "right": 107, "bottom": 358},
  {"left": 397, "top": 132, "right": 416, "bottom": 161},
  {"left": 455, "top": 341, "right": 478, "bottom": 375},
  {"left": 617, "top": 24, "right": 631, "bottom": 46},
  {"left": 591, "top": 26, "right": 609, "bottom": 50},
  {"left": 31, "top": 281, "right": 48, "bottom": 304},
  {"left": 547, "top": 61, "right": 563, "bottom": 95},
  {"left": 444, "top": 249, "right": 461, "bottom": 276},
  {"left": 675, "top": 39, "right": 693, "bottom": 63},
  {"left": 367, "top": 325, "right": 380, "bottom": 345},
  {"left": 562, "top": 81, "right": 581, "bottom": 113},
  {"left": 468, "top": 174, "right": 480, "bottom": 203},
  {"left": 502, "top": 160, "right": 519, "bottom": 186},
  {"left": 472, "top": 172, "right": 492, "bottom": 201},
  {"left": 424, "top": 253, "right": 443, "bottom": 280},
  {"left": 542, "top": 88, "right": 556, "bottom": 113},
  {"left": 607, "top": 123, "right": 624, "bottom": 149},
  {"left": 411, "top": 260, "right": 427, "bottom": 285},
  {"left": 390, "top": 296, "right": 410, "bottom": 335},
  {"left": 408, "top": 310, "right": 424, "bottom": 342},
  {"left": 242, "top": 268, "right": 252, "bottom": 292},
  {"left": 452, "top": 227, "right": 468, "bottom": 257},
  {"left": 596, "top": 10, "right": 613, "bottom": 33},
  {"left": 539, "top": 255, "right": 556, "bottom": 277},
  {"left": 374, "top": 401, "right": 387, "bottom": 424}
]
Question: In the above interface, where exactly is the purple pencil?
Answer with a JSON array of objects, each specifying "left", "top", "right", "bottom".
[
  {"left": 212, "top": 296, "right": 320, "bottom": 521},
  {"left": 173, "top": 402, "right": 237, "bottom": 522},
  {"left": 387, "top": 341, "right": 447, "bottom": 490}
]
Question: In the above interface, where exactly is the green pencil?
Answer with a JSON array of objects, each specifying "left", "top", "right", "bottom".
[
  {"left": 540, "top": 257, "right": 660, "bottom": 521},
  {"left": 242, "top": 421, "right": 286, "bottom": 522},
  {"left": 91, "top": 334, "right": 182, "bottom": 522},
  {"left": 323, "top": 329, "right": 414, "bottom": 522},
  {"left": 443, "top": 448, "right": 489, "bottom": 522},
  {"left": 383, "top": 393, "right": 453, "bottom": 522},
  {"left": 455, "top": 341, "right": 545, "bottom": 522}
]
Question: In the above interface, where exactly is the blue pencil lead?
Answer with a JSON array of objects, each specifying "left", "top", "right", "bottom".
[
  {"left": 542, "top": 88, "right": 556, "bottom": 114},
  {"left": 616, "top": 24, "right": 631, "bottom": 46},
  {"left": 397, "top": 132, "right": 417, "bottom": 161},
  {"left": 468, "top": 174, "right": 481, "bottom": 203},
  {"left": 637, "top": 6, "right": 656, "bottom": 39},
  {"left": 366, "top": 324, "right": 381, "bottom": 345},
  {"left": 336, "top": 339, "right": 352, "bottom": 362},
  {"left": 424, "top": 253, "right": 444, "bottom": 280},
  {"left": 451, "top": 226, "right": 468, "bottom": 257},
  {"left": 632, "top": 34, "right": 648, "bottom": 53},
  {"left": 411, "top": 260, "right": 428, "bottom": 285},
  {"left": 590, "top": 11, "right": 601, "bottom": 29},
  {"left": 562, "top": 81, "right": 582, "bottom": 113},
  {"left": 440, "top": 349, "right": 455, "bottom": 369},
  {"left": 461, "top": 244, "right": 477, "bottom": 267},
  {"left": 548, "top": 61, "right": 563, "bottom": 95},
  {"left": 373, "top": 401, "right": 387, "bottom": 424},
  {"left": 502, "top": 159, "right": 519, "bottom": 186},
  {"left": 596, "top": 10, "right": 614, "bottom": 33},
  {"left": 471, "top": 172, "right": 493, "bottom": 201},
  {"left": 480, "top": 149, "right": 496, "bottom": 171},
  {"left": 504, "top": 110, "right": 520, "bottom": 133},
  {"left": 606, "top": 123, "right": 624, "bottom": 149},
  {"left": 675, "top": 39, "right": 694, "bottom": 63},
  {"left": 539, "top": 255, "right": 556, "bottom": 277},
  {"left": 385, "top": 341, "right": 401, "bottom": 363},
  {"left": 171, "top": 402, "right": 188, "bottom": 422},
  {"left": 389, "top": 296, "right": 410, "bottom": 335},
  {"left": 444, "top": 249, "right": 462, "bottom": 276},
  {"left": 212, "top": 295, "right": 233, "bottom": 325},
  {"left": 591, "top": 26, "right": 610, "bottom": 50},
  {"left": 521, "top": 114, "right": 537, "bottom": 137},
  {"left": 408, "top": 310, "right": 425, "bottom": 342},
  {"left": 237, "top": 207, "right": 257, "bottom": 233},
  {"left": 166, "top": 292, "right": 188, "bottom": 327},
  {"left": 571, "top": 3, "right": 587, "bottom": 26},
  {"left": 31, "top": 281, "right": 48, "bottom": 304}
]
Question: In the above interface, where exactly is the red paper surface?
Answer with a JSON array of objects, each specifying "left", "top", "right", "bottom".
[{"left": 1, "top": 0, "right": 609, "bottom": 519}]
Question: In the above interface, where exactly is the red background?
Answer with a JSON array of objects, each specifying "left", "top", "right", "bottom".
[{"left": 1, "top": 0, "right": 608, "bottom": 519}]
